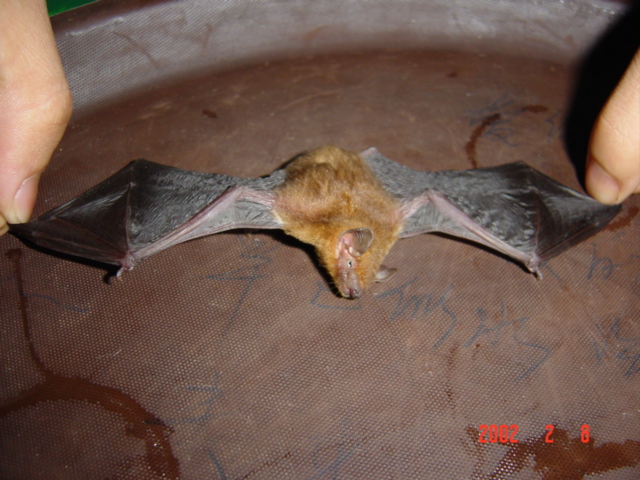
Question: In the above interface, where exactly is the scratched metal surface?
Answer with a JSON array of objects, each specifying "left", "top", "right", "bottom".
[{"left": 1, "top": 1, "right": 639, "bottom": 479}]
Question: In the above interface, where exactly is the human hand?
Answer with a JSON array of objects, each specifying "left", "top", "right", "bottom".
[
  {"left": 586, "top": 48, "right": 640, "bottom": 205},
  {"left": 0, "top": 0, "right": 72, "bottom": 235}
]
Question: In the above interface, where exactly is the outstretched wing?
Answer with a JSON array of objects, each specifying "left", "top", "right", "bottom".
[
  {"left": 11, "top": 160, "right": 286, "bottom": 272},
  {"left": 362, "top": 148, "right": 621, "bottom": 275}
]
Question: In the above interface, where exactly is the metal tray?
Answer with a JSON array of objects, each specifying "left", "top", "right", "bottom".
[{"left": 1, "top": 1, "right": 638, "bottom": 478}]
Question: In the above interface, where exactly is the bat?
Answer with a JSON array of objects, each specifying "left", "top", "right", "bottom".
[{"left": 10, "top": 146, "right": 621, "bottom": 298}]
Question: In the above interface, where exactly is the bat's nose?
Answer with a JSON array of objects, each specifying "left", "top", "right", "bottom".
[{"left": 345, "top": 286, "right": 362, "bottom": 299}]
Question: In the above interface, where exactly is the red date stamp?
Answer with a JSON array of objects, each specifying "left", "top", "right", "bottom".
[
  {"left": 478, "top": 424, "right": 591, "bottom": 444},
  {"left": 478, "top": 424, "right": 519, "bottom": 443}
]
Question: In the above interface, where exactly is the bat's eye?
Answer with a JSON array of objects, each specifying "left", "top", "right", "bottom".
[{"left": 347, "top": 260, "right": 353, "bottom": 268}]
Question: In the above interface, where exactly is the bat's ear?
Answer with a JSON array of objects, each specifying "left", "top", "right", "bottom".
[
  {"left": 375, "top": 265, "right": 397, "bottom": 282},
  {"left": 338, "top": 228, "right": 374, "bottom": 256}
]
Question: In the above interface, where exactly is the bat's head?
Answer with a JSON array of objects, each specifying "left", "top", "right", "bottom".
[{"left": 330, "top": 228, "right": 397, "bottom": 299}]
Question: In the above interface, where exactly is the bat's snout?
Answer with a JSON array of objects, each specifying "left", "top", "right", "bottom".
[
  {"left": 336, "top": 269, "right": 363, "bottom": 299},
  {"left": 343, "top": 285, "right": 363, "bottom": 299}
]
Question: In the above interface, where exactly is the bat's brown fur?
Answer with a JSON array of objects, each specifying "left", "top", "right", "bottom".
[{"left": 274, "top": 146, "right": 404, "bottom": 297}]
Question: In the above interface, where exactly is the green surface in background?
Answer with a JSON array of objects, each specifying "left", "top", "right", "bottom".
[{"left": 47, "top": 0, "right": 97, "bottom": 16}]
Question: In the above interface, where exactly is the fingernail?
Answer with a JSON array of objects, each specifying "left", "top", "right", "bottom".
[
  {"left": 13, "top": 173, "right": 40, "bottom": 223},
  {"left": 586, "top": 156, "right": 621, "bottom": 204}
]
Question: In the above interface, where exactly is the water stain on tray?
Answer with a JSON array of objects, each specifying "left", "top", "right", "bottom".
[
  {"left": 465, "top": 113, "right": 502, "bottom": 168},
  {"left": 605, "top": 205, "right": 638, "bottom": 232},
  {"left": 1, "top": 249, "right": 180, "bottom": 480}
]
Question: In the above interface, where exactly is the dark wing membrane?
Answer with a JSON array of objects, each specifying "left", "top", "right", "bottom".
[
  {"left": 11, "top": 160, "right": 285, "bottom": 270},
  {"left": 362, "top": 148, "right": 621, "bottom": 273}
]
